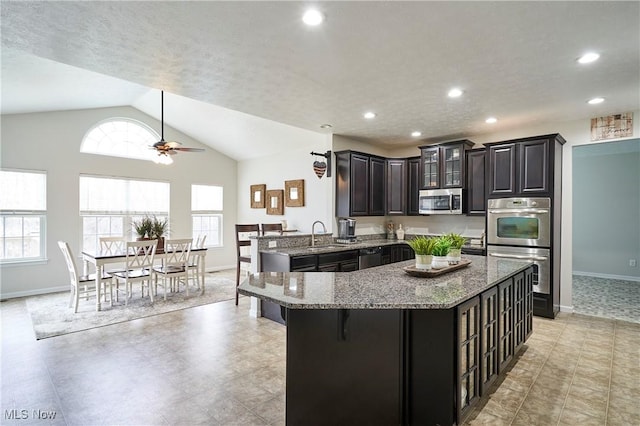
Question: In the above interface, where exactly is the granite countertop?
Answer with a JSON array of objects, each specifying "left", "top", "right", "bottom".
[{"left": 238, "top": 254, "right": 531, "bottom": 310}]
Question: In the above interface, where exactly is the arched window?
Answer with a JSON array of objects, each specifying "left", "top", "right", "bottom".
[{"left": 81, "top": 118, "right": 160, "bottom": 161}]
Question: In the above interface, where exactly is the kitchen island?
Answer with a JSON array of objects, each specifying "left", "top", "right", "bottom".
[{"left": 238, "top": 255, "right": 534, "bottom": 425}]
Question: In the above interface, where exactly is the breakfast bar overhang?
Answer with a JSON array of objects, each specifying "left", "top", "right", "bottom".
[{"left": 239, "top": 255, "right": 534, "bottom": 425}]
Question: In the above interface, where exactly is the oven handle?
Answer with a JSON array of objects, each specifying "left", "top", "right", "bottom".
[
  {"left": 489, "top": 253, "right": 548, "bottom": 261},
  {"left": 488, "top": 208, "right": 549, "bottom": 214},
  {"left": 449, "top": 194, "right": 453, "bottom": 211}
]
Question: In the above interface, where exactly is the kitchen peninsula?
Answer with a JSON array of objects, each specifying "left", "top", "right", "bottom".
[{"left": 238, "top": 255, "right": 534, "bottom": 425}]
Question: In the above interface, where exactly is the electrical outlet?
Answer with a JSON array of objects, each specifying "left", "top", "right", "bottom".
[
  {"left": 630, "top": 259, "right": 637, "bottom": 267},
  {"left": 268, "top": 241, "right": 277, "bottom": 248}
]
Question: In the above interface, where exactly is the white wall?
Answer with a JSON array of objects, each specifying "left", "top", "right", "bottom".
[
  {"left": 0, "top": 106, "right": 238, "bottom": 298},
  {"left": 237, "top": 132, "right": 333, "bottom": 233}
]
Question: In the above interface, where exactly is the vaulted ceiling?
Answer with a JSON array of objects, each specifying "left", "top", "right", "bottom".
[{"left": 2, "top": 1, "right": 639, "bottom": 160}]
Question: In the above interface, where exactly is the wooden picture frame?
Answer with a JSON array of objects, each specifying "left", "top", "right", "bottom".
[
  {"left": 266, "top": 189, "right": 284, "bottom": 215},
  {"left": 250, "top": 184, "right": 266, "bottom": 208},
  {"left": 285, "top": 179, "right": 305, "bottom": 207}
]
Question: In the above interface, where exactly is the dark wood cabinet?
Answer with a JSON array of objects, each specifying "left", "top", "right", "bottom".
[
  {"left": 487, "top": 134, "right": 565, "bottom": 198},
  {"left": 407, "top": 157, "right": 421, "bottom": 215},
  {"left": 262, "top": 251, "right": 359, "bottom": 273},
  {"left": 386, "top": 159, "right": 407, "bottom": 215},
  {"left": 335, "top": 151, "right": 386, "bottom": 217},
  {"left": 479, "top": 287, "right": 498, "bottom": 395},
  {"left": 466, "top": 148, "right": 486, "bottom": 215},
  {"left": 287, "top": 309, "right": 403, "bottom": 425},
  {"left": 457, "top": 296, "right": 480, "bottom": 421},
  {"left": 497, "top": 277, "right": 515, "bottom": 372},
  {"left": 420, "top": 140, "right": 474, "bottom": 189},
  {"left": 381, "top": 244, "right": 414, "bottom": 265}
]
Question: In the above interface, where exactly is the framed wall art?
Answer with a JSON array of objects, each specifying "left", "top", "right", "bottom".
[
  {"left": 266, "top": 189, "right": 284, "bottom": 215},
  {"left": 285, "top": 179, "right": 305, "bottom": 207},
  {"left": 250, "top": 184, "right": 266, "bottom": 208}
]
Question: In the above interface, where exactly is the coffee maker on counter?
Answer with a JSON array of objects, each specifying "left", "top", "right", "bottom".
[{"left": 337, "top": 218, "right": 357, "bottom": 243}]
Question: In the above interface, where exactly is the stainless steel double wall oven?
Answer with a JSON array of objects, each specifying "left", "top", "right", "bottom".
[{"left": 486, "top": 197, "right": 552, "bottom": 295}]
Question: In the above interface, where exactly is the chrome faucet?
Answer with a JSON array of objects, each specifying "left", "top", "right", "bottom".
[{"left": 311, "top": 220, "right": 327, "bottom": 247}]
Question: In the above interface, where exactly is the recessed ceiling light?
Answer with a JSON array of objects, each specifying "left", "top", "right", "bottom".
[
  {"left": 302, "top": 9, "right": 324, "bottom": 26},
  {"left": 448, "top": 88, "right": 463, "bottom": 98},
  {"left": 587, "top": 97, "right": 605, "bottom": 104},
  {"left": 485, "top": 117, "right": 498, "bottom": 124},
  {"left": 411, "top": 131, "right": 422, "bottom": 137},
  {"left": 320, "top": 124, "right": 332, "bottom": 129},
  {"left": 363, "top": 112, "right": 376, "bottom": 119},
  {"left": 577, "top": 52, "right": 600, "bottom": 64}
]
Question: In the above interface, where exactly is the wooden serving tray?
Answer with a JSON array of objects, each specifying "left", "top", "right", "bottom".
[{"left": 403, "top": 259, "right": 472, "bottom": 277}]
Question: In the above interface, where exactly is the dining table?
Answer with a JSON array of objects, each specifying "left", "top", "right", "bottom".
[{"left": 81, "top": 246, "right": 207, "bottom": 311}]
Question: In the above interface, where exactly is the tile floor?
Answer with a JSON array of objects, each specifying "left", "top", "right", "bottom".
[
  {"left": 572, "top": 275, "right": 640, "bottom": 324},
  {"left": 1, "top": 290, "right": 639, "bottom": 425}
]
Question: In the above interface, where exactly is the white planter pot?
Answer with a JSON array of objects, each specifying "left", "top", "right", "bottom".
[
  {"left": 415, "top": 254, "right": 432, "bottom": 270},
  {"left": 431, "top": 255, "right": 449, "bottom": 269},
  {"left": 447, "top": 248, "right": 462, "bottom": 265}
]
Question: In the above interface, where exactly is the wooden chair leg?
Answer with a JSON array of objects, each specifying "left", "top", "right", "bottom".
[{"left": 235, "top": 262, "right": 240, "bottom": 305}]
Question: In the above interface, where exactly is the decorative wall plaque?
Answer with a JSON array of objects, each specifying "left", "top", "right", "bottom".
[
  {"left": 284, "top": 179, "right": 305, "bottom": 207},
  {"left": 250, "top": 184, "right": 266, "bottom": 208},
  {"left": 266, "top": 189, "right": 284, "bottom": 215},
  {"left": 591, "top": 112, "right": 633, "bottom": 141}
]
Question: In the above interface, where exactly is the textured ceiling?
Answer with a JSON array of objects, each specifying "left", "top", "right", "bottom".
[{"left": 1, "top": 1, "right": 639, "bottom": 160}]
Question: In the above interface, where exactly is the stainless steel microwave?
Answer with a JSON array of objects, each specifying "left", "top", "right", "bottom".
[{"left": 418, "top": 188, "right": 463, "bottom": 215}]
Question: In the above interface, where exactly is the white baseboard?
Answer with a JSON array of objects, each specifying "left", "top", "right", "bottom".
[
  {"left": 205, "top": 264, "right": 236, "bottom": 273},
  {"left": 573, "top": 271, "right": 640, "bottom": 282},
  {"left": 1, "top": 285, "right": 68, "bottom": 301},
  {"left": 559, "top": 304, "right": 574, "bottom": 313}
]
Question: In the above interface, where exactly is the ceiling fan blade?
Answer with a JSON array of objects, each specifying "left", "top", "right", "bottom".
[{"left": 173, "top": 147, "right": 205, "bottom": 152}]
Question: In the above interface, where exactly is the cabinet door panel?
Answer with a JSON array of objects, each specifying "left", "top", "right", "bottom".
[
  {"left": 407, "top": 157, "right": 420, "bottom": 215},
  {"left": 386, "top": 159, "right": 407, "bottom": 215},
  {"left": 421, "top": 147, "right": 440, "bottom": 189},
  {"left": 466, "top": 149, "right": 486, "bottom": 215},
  {"left": 489, "top": 144, "right": 516, "bottom": 196},
  {"left": 369, "top": 157, "right": 386, "bottom": 215},
  {"left": 350, "top": 154, "right": 369, "bottom": 216},
  {"left": 442, "top": 145, "right": 463, "bottom": 188},
  {"left": 519, "top": 139, "right": 549, "bottom": 194}
]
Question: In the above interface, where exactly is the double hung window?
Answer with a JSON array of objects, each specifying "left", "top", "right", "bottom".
[
  {"left": 0, "top": 170, "right": 47, "bottom": 263},
  {"left": 191, "top": 185, "right": 223, "bottom": 247},
  {"left": 80, "top": 175, "right": 169, "bottom": 253}
]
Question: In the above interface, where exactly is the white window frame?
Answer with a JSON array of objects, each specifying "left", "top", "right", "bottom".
[
  {"left": 0, "top": 169, "right": 47, "bottom": 264},
  {"left": 80, "top": 175, "right": 169, "bottom": 253},
  {"left": 191, "top": 184, "right": 223, "bottom": 248}
]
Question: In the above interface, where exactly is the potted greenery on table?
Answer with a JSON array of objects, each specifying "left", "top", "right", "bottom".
[
  {"left": 445, "top": 233, "right": 466, "bottom": 265},
  {"left": 431, "top": 236, "right": 452, "bottom": 269},
  {"left": 150, "top": 216, "right": 168, "bottom": 251},
  {"left": 133, "top": 217, "right": 153, "bottom": 240},
  {"left": 407, "top": 236, "right": 437, "bottom": 270}
]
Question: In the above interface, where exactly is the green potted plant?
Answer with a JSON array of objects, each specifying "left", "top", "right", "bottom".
[
  {"left": 132, "top": 217, "right": 153, "bottom": 240},
  {"left": 444, "top": 233, "right": 466, "bottom": 265},
  {"left": 406, "top": 236, "right": 437, "bottom": 270},
  {"left": 431, "top": 236, "right": 452, "bottom": 269},
  {"left": 150, "top": 215, "right": 169, "bottom": 251}
]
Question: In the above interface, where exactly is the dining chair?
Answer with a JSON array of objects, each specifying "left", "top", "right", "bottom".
[
  {"left": 112, "top": 239, "right": 158, "bottom": 305},
  {"left": 187, "top": 235, "right": 207, "bottom": 289},
  {"left": 58, "top": 241, "right": 113, "bottom": 313},
  {"left": 261, "top": 223, "right": 283, "bottom": 235},
  {"left": 99, "top": 236, "right": 127, "bottom": 274},
  {"left": 235, "top": 224, "right": 260, "bottom": 305},
  {"left": 152, "top": 238, "right": 192, "bottom": 300}
]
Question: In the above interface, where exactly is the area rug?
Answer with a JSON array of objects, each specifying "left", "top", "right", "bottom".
[{"left": 26, "top": 270, "right": 237, "bottom": 340}]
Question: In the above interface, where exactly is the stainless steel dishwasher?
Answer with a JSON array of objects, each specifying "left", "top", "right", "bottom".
[{"left": 358, "top": 247, "right": 382, "bottom": 269}]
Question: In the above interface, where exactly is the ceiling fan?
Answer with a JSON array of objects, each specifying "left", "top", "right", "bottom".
[{"left": 151, "top": 90, "right": 205, "bottom": 163}]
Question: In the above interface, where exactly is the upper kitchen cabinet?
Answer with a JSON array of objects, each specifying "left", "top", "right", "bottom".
[
  {"left": 335, "top": 150, "right": 386, "bottom": 217},
  {"left": 466, "top": 148, "right": 486, "bottom": 215},
  {"left": 486, "top": 134, "right": 566, "bottom": 198},
  {"left": 419, "top": 140, "right": 475, "bottom": 189},
  {"left": 407, "top": 157, "right": 421, "bottom": 215},
  {"left": 386, "top": 159, "right": 407, "bottom": 215}
]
